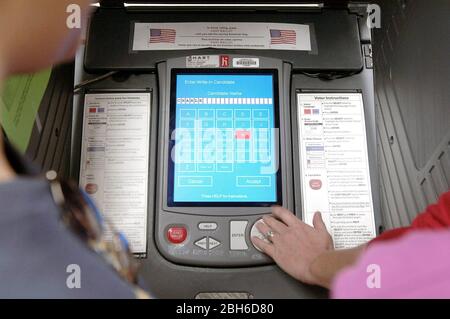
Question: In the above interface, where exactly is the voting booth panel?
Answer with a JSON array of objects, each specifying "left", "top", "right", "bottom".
[
  {"left": 371, "top": 0, "right": 450, "bottom": 230},
  {"left": 70, "top": 1, "right": 381, "bottom": 298}
]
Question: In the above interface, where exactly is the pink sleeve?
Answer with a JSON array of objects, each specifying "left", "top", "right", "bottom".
[{"left": 331, "top": 230, "right": 450, "bottom": 299}]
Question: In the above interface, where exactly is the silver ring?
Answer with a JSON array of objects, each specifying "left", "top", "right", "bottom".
[{"left": 265, "top": 231, "right": 275, "bottom": 239}]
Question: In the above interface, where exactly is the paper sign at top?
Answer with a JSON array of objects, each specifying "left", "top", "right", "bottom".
[{"left": 132, "top": 22, "right": 311, "bottom": 51}]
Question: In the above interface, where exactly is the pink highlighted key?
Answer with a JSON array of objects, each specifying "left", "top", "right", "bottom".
[{"left": 235, "top": 130, "right": 251, "bottom": 140}]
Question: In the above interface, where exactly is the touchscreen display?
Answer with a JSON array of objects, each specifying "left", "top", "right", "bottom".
[{"left": 168, "top": 71, "right": 280, "bottom": 206}]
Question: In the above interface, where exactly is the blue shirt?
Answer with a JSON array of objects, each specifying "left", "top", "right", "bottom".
[{"left": 0, "top": 141, "right": 137, "bottom": 298}]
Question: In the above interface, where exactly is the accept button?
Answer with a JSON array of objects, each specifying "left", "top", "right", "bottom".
[{"left": 236, "top": 176, "right": 271, "bottom": 187}]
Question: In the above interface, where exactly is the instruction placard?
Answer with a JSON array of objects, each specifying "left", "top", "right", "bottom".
[
  {"left": 133, "top": 22, "right": 311, "bottom": 51},
  {"left": 79, "top": 92, "right": 151, "bottom": 255},
  {"left": 297, "top": 93, "right": 376, "bottom": 249}
]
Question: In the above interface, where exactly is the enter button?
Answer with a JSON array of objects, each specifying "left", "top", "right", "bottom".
[{"left": 230, "top": 221, "right": 248, "bottom": 250}]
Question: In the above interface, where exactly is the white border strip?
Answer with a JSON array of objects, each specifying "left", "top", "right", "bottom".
[{"left": 124, "top": 3, "right": 323, "bottom": 9}]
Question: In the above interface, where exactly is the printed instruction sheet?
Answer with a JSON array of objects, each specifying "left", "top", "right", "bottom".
[
  {"left": 297, "top": 93, "right": 376, "bottom": 249},
  {"left": 79, "top": 92, "right": 151, "bottom": 255},
  {"left": 133, "top": 22, "right": 311, "bottom": 51}
]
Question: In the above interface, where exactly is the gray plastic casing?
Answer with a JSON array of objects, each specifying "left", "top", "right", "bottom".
[{"left": 155, "top": 56, "right": 294, "bottom": 267}]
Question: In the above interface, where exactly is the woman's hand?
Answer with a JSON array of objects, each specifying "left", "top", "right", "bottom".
[{"left": 251, "top": 206, "right": 334, "bottom": 286}]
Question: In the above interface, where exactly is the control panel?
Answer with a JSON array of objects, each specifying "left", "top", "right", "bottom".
[{"left": 155, "top": 55, "right": 294, "bottom": 266}]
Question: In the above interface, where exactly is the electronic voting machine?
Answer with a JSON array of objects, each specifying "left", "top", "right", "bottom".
[{"left": 72, "top": 1, "right": 382, "bottom": 298}]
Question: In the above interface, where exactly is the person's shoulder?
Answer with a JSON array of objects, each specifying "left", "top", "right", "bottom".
[
  {"left": 332, "top": 230, "right": 450, "bottom": 298},
  {"left": 0, "top": 180, "right": 137, "bottom": 299},
  {"left": 411, "top": 191, "right": 450, "bottom": 228}
]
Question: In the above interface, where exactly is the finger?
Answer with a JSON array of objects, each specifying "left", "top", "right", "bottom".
[
  {"left": 271, "top": 206, "right": 299, "bottom": 226},
  {"left": 251, "top": 236, "right": 275, "bottom": 257},
  {"left": 255, "top": 221, "right": 280, "bottom": 245},
  {"left": 312, "top": 211, "right": 328, "bottom": 232},
  {"left": 263, "top": 215, "right": 288, "bottom": 233},
  {"left": 256, "top": 220, "right": 273, "bottom": 237}
]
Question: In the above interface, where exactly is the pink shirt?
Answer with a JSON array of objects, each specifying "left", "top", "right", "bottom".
[{"left": 331, "top": 230, "right": 450, "bottom": 299}]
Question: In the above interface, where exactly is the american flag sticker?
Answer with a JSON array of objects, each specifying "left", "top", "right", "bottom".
[
  {"left": 149, "top": 28, "right": 176, "bottom": 44},
  {"left": 270, "top": 29, "right": 297, "bottom": 45}
]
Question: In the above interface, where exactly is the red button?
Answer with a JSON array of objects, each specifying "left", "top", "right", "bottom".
[
  {"left": 167, "top": 226, "right": 187, "bottom": 244},
  {"left": 309, "top": 179, "right": 323, "bottom": 190}
]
